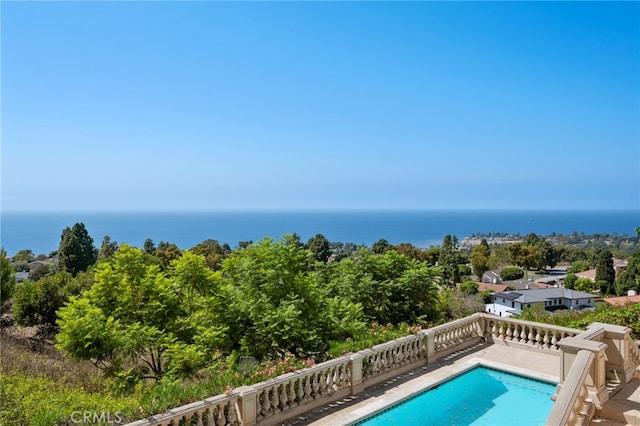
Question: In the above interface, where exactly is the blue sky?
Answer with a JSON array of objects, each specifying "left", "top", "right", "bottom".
[{"left": 2, "top": 1, "right": 638, "bottom": 211}]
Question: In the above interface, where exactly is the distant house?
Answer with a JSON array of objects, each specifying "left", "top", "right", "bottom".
[
  {"left": 15, "top": 271, "right": 29, "bottom": 283},
  {"left": 614, "top": 258, "right": 628, "bottom": 277},
  {"left": 601, "top": 294, "right": 640, "bottom": 307},
  {"left": 482, "top": 270, "right": 502, "bottom": 284},
  {"left": 486, "top": 288, "right": 597, "bottom": 317},
  {"left": 576, "top": 269, "right": 597, "bottom": 282},
  {"left": 477, "top": 282, "right": 508, "bottom": 293}
]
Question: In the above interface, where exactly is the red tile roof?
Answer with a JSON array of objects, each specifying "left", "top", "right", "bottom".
[
  {"left": 477, "top": 282, "right": 509, "bottom": 293},
  {"left": 602, "top": 295, "right": 640, "bottom": 307}
]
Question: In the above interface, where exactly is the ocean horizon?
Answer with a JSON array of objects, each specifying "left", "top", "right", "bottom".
[{"left": 1, "top": 209, "right": 638, "bottom": 256}]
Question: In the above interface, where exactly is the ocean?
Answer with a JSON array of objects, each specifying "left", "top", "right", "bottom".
[{"left": 1, "top": 210, "right": 638, "bottom": 256}]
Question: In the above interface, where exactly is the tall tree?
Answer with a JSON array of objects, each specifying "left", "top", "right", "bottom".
[
  {"left": 523, "top": 233, "right": 557, "bottom": 269},
  {"left": 470, "top": 239, "right": 491, "bottom": 280},
  {"left": 153, "top": 241, "right": 182, "bottom": 269},
  {"left": 13, "top": 249, "right": 35, "bottom": 263},
  {"left": 190, "top": 239, "right": 224, "bottom": 270},
  {"left": 439, "top": 235, "right": 460, "bottom": 287},
  {"left": 1, "top": 249, "right": 15, "bottom": 311},
  {"left": 508, "top": 243, "right": 542, "bottom": 279},
  {"left": 143, "top": 238, "right": 156, "bottom": 254},
  {"left": 98, "top": 235, "right": 119, "bottom": 260},
  {"left": 306, "top": 234, "right": 331, "bottom": 263},
  {"left": 595, "top": 249, "right": 615, "bottom": 294},
  {"left": 58, "top": 223, "right": 97, "bottom": 276},
  {"left": 371, "top": 238, "right": 393, "bottom": 254},
  {"left": 615, "top": 253, "right": 640, "bottom": 296}
]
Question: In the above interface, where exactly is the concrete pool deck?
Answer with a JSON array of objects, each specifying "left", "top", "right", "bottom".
[{"left": 282, "top": 342, "right": 560, "bottom": 425}]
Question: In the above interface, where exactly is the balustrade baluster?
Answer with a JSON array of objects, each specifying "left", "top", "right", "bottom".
[
  {"left": 534, "top": 328, "right": 541, "bottom": 346},
  {"left": 551, "top": 332, "right": 558, "bottom": 349},
  {"left": 271, "top": 385, "right": 281, "bottom": 413},
  {"left": 207, "top": 407, "right": 216, "bottom": 426},
  {"left": 262, "top": 388, "right": 271, "bottom": 417},
  {"left": 312, "top": 373, "right": 320, "bottom": 397},
  {"left": 279, "top": 383, "right": 289, "bottom": 410},
  {"left": 214, "top": 404, "right": 224, "bottom": 426},
  {"left": 520, "top": 326, "right": 527, "bottom": 342},
  {"left": 304, "top": 376, "right": 312, "bottom": 401},
  {"left": 196, "top": 411, "right": 204, "bottom": 426},
  {"left": 335, "top": 365, "right": 342, "bottom": 387},
  {"left": 228, "top": 401, "right": 238, "bottom": 425},
  {"left": 506, "top": 323, "right": 513, "bottom": 340},
  {"left": 296, "top": 377, "right": 305, "bottom": 403},
  {"left": 289, "top": 379, "right": 298, "bottom": 406}
]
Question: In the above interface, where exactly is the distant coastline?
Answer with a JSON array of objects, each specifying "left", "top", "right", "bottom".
[{"left": 1, "top": 209, "right": 638, "bottom": 256}]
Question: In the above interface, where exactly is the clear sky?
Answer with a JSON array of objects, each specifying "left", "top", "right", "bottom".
[{"left": 2, "top": 1, "right": 639, "bottom": 212}]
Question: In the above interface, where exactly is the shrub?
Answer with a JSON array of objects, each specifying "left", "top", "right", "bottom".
[
  {"left": 564, "top": 273, "right": 578, "bottom": 289},
  {"left": 500, "top": 266, "right": 524, "bottom": 281},
  {"left": 460, "top": 280, "right": 479, "bottom": 295},
  {"left": 568, "top": 260, "right": 591, "bottom": 274}
]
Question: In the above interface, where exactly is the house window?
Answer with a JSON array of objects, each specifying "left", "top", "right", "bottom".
[{"left": 512, "top": 302, "right": 514, "bottom": 308}]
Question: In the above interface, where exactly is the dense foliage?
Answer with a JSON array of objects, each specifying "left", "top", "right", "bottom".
[{"left": 1, "top": 249, "right": 15, "bottom": 310}]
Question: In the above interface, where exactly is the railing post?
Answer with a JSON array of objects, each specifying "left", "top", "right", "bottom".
[
  {"left": 558, "top": 336, "right": 608, "bottom": 408},
  {"left": 235, "top": 385, "right": 258, "bottom": 426},
  {"left": 350, "top": 352, "right": 365, "bottom": 395},
  {"left": 590, "top": 322, "right": 635, "bottom": 384},
  {"left": 425, "top": 329, "right": 436, "bottom": 364}
]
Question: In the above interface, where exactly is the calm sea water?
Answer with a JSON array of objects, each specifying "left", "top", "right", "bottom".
[{"left": 1, "top": 210, "right": 638, "bottom": 256}]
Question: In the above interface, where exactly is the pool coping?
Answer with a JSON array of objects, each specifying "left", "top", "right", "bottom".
[{"left": 344, "top": 358, "right": 559, "bottom": 426}]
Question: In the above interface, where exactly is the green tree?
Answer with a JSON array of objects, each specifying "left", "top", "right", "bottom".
[
  {"left": 12, "top": 249, "right": 35, "bottom": 263},
  {"left": 1, "top": 249, "right": 15, "bottom": 311},
  {"left": 568, "top": 260, "right": 591, "bottom": 274},
  {"left": 223, "top": 235, "right": 364, "bottom": 359},
  {"left": 564, "top": 273, "right": 578, "bottom": 289},
  {"left": 395, "top": 243, "right": 428, "bottom": 262},
  {"left": 98, "top": 235, "right": 119, "bottom": 260},
  {"left": 153, "top": 242, "right": 182, "bottom": 269},
  {"left": 329, "top": 249, "right": 439, "bottom": 325},
  {"left": 306, "top": 234, "right": 331, "bottom": 263},
  {"left": 595, "top": 250, "right": 615, "bottom": 293},
  {"left": 470, "top": 240, "right": 491, "bottom": 280},
  {"left": 143, "top": 238, "right": 156, "bottom": 254},
  {"left": 58, "top": 223, "right": 98, "bottom": 276},
  {"left": 508, "top": 243, "right": 542, "bottom": 278},
  {"left": 171, "top": 251, "right": 218, "bottom": 310},
  {"left": 13, "top": 272, "right": 71, "bottom": 336},
  {"left": 190, "top": 239, "right": 224, "bottom": 270},
  {"left": 371, "top": 238, "right": 393, "bottom": 254},
  {"left": 460, "top": 280, "right": 479, "bottom": 295},
  {"left": 56, "top": 244, "right": 186, "bottom": 382},
  {"left": 439, "top": 235, "right": 460, "bottom": 286},
  {"left": 28, "top": 262, "right": 57, "bottom": 281},
  {"left": 574, "top": 277, "right": 597, "bottom": 293},
  {"left": 615, "top": 253, "right": 640, "bottom": 296},
  {"left": 522, "top": 233, "right": 557, "bottom": 269}
]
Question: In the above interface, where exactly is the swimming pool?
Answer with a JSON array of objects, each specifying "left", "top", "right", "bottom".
[{"left": 352, "top": 366, "right": 556, "bottom": 426}]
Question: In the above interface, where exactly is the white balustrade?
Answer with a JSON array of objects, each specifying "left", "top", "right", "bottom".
[
  {"left": 546, "top": 350, "right": 595, "bottom": 426},
  {"left": 125, "top": 394, "right": 239, "bottom": 426},
  {"left": 253, "top": 357, "right": 351, "bottom": 421},
  {"left": 485, "top": 315, "right": 578, "bottom": 350}
]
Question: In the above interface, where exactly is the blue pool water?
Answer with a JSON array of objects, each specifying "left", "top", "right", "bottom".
[{"left": 355, "top": 366, "right": 556, "bottom": 426}]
